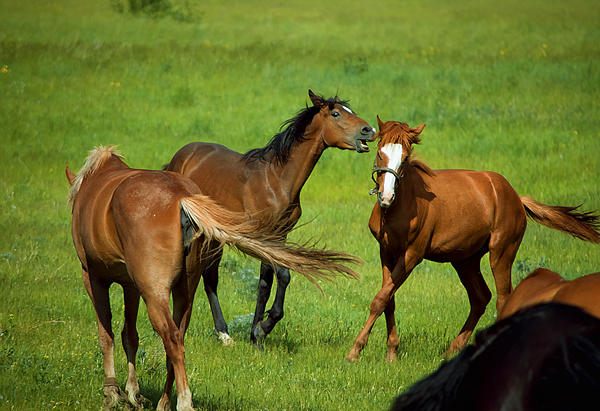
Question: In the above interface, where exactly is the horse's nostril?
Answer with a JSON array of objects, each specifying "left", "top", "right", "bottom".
[{"left": 361, "top": 126, "right": 374, "bottom": 136}]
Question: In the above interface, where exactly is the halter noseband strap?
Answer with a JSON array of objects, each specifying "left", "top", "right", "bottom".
[{"left": 369, "top": 156, "right": 404, "bottom": 196}]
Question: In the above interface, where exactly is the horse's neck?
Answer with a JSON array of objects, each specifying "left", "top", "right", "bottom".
[
  {"left": 271, "top": 132, "right": 327, "bottom": 201},
  {"left": 396, "top": 163, "right": 424, "bottom": 199}
]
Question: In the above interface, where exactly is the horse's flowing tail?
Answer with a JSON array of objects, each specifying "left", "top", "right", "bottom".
[
  {"left": 520, "top": 196, "right": 600, "bottom": 243},
  {"left": 179, "top": 195, "right": 362, "bottom": 289}
]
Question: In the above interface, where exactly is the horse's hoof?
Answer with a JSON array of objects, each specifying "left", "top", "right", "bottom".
[
  {"left": 345, "top": 353, "right": 360, "bottom": 362},
  {"left": 156, "top": 397, "right": 171, "bottom": 411},
  {"left": 217, "top": 331, "right": 235, "bottom": 346},
  {"left": 251, "top": 322, "right": 267, "bottom": 344},
  {"left": 102, "top": 382, "right": 128, "bottom": 410}
]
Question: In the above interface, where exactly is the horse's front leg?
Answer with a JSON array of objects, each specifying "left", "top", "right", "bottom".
[
  {"left": 347, "top": 250, "right": 417, "bottom": 362},
  {"left": 384, "top": 295, "right": 399, "bottom": 362},
  {"left": 346, "top": 266, "right": 396, "bottom": 361},
  {"left": 250, "top": 262, "right": 276, "bottom": 347}
]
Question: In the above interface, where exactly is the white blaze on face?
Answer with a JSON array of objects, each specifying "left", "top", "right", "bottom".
[
  {"left": 342, "top": 106, "right": 353, "bottom": 114},
  {"left": 380, "top": 143, "right": 404, "bottom": 199}
]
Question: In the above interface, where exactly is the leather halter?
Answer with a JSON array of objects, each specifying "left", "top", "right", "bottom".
[{"left": 369, "top": 152, "right": 404, "bottom": 196}]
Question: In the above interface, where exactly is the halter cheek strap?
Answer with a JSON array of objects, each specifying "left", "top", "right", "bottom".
[{"left": 369, "top": 158, "right": 404, "bottom": 196}]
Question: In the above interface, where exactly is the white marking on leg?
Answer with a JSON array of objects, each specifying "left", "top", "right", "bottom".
[
  {"left": 176, "top": 386, "right": 194, "bottom": 411},
  {"left": 217, "top": 331, "right": 235, "bottom": 346}
]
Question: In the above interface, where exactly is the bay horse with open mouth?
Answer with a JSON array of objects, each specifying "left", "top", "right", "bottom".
[
  {"left": 346, "top": 117, "right": 600, "bottom": 362},
  {"left": 499, "top": 268, "right": 600, "bottom": 320},
  {"left": 66, "top": 146, "right": 361, "bottom": 411},
  {"left": 164, "top": 89, "right": 376, "bottom": 347}
]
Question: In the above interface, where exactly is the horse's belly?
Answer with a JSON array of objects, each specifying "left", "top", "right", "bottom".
[{"left": 425, "top": 227, "right": 490, "bottom": 262}]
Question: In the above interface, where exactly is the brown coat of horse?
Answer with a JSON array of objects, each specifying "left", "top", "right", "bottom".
[
  {"left": 346, "top": 117, "right": 600, "bottom": 362},
  {"left": 498, "top": 268, "right": 600, "bottom": 320},
  {"left": 67, "top": 146, "right": 361, "bottom": 411},
  {"left": 165, "top": 90, "right": 376, "bottom": 346}
]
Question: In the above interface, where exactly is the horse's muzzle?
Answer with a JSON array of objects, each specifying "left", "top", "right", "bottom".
[
  {"left": 355, "top": 127, "right": 376, "bottom": 153},
  {"left": 378, "top": 192, "right": 394, "bottom": 208}
]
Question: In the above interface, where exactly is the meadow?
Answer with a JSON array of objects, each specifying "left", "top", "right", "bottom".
[{"left": 1, "top": 0, "right": 599, "bottom": 409}]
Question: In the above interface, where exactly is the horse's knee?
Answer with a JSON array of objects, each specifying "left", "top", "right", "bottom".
[
  {"left": 268, "top": 306, "right": 284, "bottom": 322},
  {"left": 276, "top": 267, "right": 291, "bottom": 287}
]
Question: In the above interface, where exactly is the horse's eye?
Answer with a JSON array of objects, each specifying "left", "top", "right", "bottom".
[{"left": 332, "top": 111, "right": 340, "bottom": 118}]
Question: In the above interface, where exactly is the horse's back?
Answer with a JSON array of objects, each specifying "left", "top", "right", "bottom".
[
  {"left": 498, "top": 268, "right": 566, "bottom": 319},
  {"left": 413, "top": 169, "right": 525, "bottom": 260},
  {"left": 167, "top": 142, "right": 242, "bottom": 173},
  {"left": 166, "top": 142, "right": 250, "bottom": 211},
  {"left": 554, "top": 272, "right": 600, "bottom": 319}
]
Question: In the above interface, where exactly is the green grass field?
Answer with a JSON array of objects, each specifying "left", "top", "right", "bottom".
[{"left": 1, "top": 0, "right": 599, "bottom": 409}]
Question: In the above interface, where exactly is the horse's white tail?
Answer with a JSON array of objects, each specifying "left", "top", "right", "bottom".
[{"left": 180, "top": 195, "right": 362, "bottom": 289}]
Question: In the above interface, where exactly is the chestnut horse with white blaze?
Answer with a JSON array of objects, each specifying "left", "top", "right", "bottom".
[
  {"left": 347, "top": 117, "right": 600, "bottom": 362},
  {"left": 164, "top": 90, "right": 375, "bottom": 346},
  {"left": 66, "top": 146, "right": 361, "bottom": 411},
  {"left": 499, "top": 268, "right": 600, "bottom": 320}
]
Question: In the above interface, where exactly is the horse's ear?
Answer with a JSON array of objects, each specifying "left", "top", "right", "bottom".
[
  {"left": 376, "top": 115, "right": 385, "bottom": 130},
  {"left": 409, "top": 124, "right": 426, "bottom": 145},
  {"left": 308, "top": 89, "right": 322, "bottom": 107},
  {"left": 65, "top": 166, "right": 76, "bottom": 186}
]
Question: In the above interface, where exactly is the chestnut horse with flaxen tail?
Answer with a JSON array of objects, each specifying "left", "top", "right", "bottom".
[
  {"left": 66, "top": 146, "right": 361, "bottom": 411},
  {"left": 347, "top": 117, "right": 600, "bottom": 362}
]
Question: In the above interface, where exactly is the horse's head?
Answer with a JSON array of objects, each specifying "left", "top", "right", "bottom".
[
  {"left": 371, "top": 116, "right": 426, "bottom": 208},
  {"left": 307, "top": 90, "right": 376, "bottom": 153}
]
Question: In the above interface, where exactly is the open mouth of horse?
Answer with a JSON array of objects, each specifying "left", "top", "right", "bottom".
[{"left": 355, "top": 139, "right": 370, "bottom": 153}]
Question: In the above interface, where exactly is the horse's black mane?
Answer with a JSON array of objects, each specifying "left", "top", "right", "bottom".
[
  {"left": 242, "top": 95, "right": 351, "bottom": 166},
  {"left": 389, "top": 303, "right": 600, "bottom": 411}
]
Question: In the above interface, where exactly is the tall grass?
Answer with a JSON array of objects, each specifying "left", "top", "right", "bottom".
[{"left": 1, "top": 0, "right": 599, "bottom": 409}]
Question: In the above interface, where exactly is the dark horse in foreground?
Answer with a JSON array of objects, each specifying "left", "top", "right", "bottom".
[
  {"left": 347, "top": 117, "right": 600, "bottom": 362},
  {"left": 164, "top": 90, "right": 376, "bottom": 346},
  {"left": 390, "top": 303, "right": 600, "bottom": 411},
  {"left": 499, "top": 268, "right": 600, "bottom": 320},
  {"left": 67, "top": 146, "right": 361, "bottom": 410}
]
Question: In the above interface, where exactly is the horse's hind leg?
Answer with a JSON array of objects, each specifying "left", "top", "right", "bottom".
[
  {"left": 203, "top": 252, "right": 233, "bottom": 345},
  {"left": 151, "top": 260, "right": 202, "bottom": 411},
  {"left": 446, "top": 255, "right": 491, "bottom": 355},
  {"left": 252, "top": 265, "right": 290, "bottom": 346},
  {"left": 82, "top": 269, "right": 126, "bottom": 410},
  {"left": 489, "top": 234, "right": 522, "bottom": 313},
  {"left": 145, "top": 291, "right": 195, "bottom": 411},
  {"left": 121, "top": 284, "right": 142, "bottom": 408}
]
